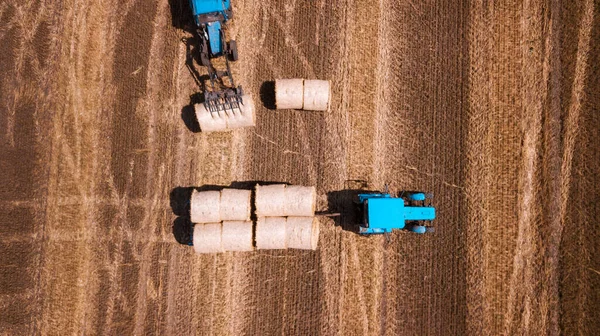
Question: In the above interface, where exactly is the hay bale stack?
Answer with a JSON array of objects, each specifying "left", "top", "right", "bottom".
[
  {"left": 221, "top": 221, "right": 253, "bottom": 252},
  {"left": 255, "top": 184, "right": 286, "bottom": 217},
  {"left": 193, "top": 223, "right": 223, "bottom": 254},
  {"left": 190, "top": 190, "right": 221, "bottom": 223},
  {"left": 286, "top": 216, "right": 319, "bottom": 250},
  {"left": 255, "top": 217, "right": 287, "bottom": 249},
  {"left": 219, "top": 188, "right": 252, "bottom": 221},
  {"left": 284, "top": 185, "right": 316, "bottom": 217}
]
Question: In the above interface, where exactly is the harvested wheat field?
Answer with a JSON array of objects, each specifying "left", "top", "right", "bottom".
[{"left": 1, "top": 0, "right": 599, "bottom": 335}]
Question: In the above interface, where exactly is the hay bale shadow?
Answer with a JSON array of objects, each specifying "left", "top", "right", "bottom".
[{"left": 260, "top": 81, "right": 276, "bottom": 110}]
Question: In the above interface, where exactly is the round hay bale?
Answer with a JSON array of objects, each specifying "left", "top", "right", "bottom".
[
  {"left": 190, "top": 190, "right": 221, "bottom": 223},
  {"left": 226, "top": 94, "right": 256, "bottom": 129},
  {"left": 255, "top": 217, "right": 287, "bottom": 249},
  {"left": 255, "top": 184, "right": 286, "bottom": 217},
  {"left": 219, "top": 188, "right": 251, "bottom": 221},
  {"left": 284, "top": 185, "right": 316, "bottom": 217},
  {"left": 221, "top": 221, "right": 253, "bottom": 252},
  {"left": 303, "top": 79, "right": 330, "bottom": 111},
  {"left": 193, "top": 223, "right": 223, "bottom": 254},
  {"left": 275, "top": 79, "right": 304, "bottom": 109},
  {"left": 286, "top": 217, "right": 319, "bottom": 250},
  {"left": 195, "top": 103, "right": 228, "bottom": 132}
]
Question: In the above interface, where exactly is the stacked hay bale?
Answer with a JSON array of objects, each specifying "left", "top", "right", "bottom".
[
  {"left": 190, "top": 188, "right": 253, "bottom": 253},
  {"left": 189, "top": 184, "right": 319, "bottom": 254},
  {"left": 275, "top": 79, "right": 330, "bottom": 111},
  {"left": 254, "top": 184, "right": 319, "bottom": 250}
]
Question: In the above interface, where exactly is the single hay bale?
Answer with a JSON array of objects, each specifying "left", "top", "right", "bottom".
[
  {"left": 190, "top": 190, "right": 221, "bottom": 223},
  {"left": 219, "top": 188, "right": 252, "bottom": 221},
  {"left": 286, "top": 216, "right": 319, "bottom": 250},
  {"left": 194, "top": 103, "right": 229, "bottom": 132},
  {"left": 303, "top": 79, "right": 330, "bottom": 111},
  {"left": 193, "top": 223, "right": 223, "bottom": 254},
  {"left": 221, "top": 220, "right": 253, "bottom": 252},
  {"left": 255, "top": 217, "right": 287, "bottom": 249},
  {"left": 275, "top": 79, "right": 304, "bottom": 109},
  {"left": 255, "top": 184, "right": 286, "bottom": 217},
  {"left": 226, "top": 94, "right": 256, "bottom": 129},
  {"left": 284, "top": 185, "right": 316, "bottom": 217}
]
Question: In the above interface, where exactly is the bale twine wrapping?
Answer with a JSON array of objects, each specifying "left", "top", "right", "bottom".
[
  {"left": 284, "top": 185, "right": 316, "bottom": 217},
  {"left": 193, "top": 223, "right": 224, "bottom": 254},
  {"left": 275, "top": 79, "right": 304, "bottom": 109},
  {"left": 219, "top": 188, "right": 251, "bottom": 221},
  {"left": 221, "top": 221, "right": 253, "bottom": 252},
  {"left": 302, "top": 79, "right": 330, "bottom": 111},
  {"left": 255, "top": 184, "right": 286, "bottom": 217},
  {"left": 190, "top": 190, "right": 221, "bottom": 223},
  {"left": 255, "top": 217, "right": 287, "bottom": 249},
  {"left": 286, "top": 216, "right": 319, "bottom": 250},
  {"left": 195, "top": 104, "right": 228, "bottom": 132}
]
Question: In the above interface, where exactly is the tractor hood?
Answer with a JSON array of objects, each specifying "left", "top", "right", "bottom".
[{"left": 189, "top": 0, "right": 231, "bottom": 17}]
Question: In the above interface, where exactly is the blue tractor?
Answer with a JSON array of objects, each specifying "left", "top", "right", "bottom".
[
  {"left": 188, "top": 0, "right": 245, "bottom": 114},
  {"left": 357, "top": 191, "right": 435, "bottom": 234}
]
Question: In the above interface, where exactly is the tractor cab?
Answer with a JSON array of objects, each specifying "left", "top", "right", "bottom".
[
  {"left": 357, "top": 192, "right": 435, "bottom": 234},
  {"left": 189, "top": 0, "right": 233, "bottom": 57}
]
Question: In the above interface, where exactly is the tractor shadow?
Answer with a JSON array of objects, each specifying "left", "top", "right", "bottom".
[
  {"left": 168, "top": 0, "right": 195, "bottom": 32},
  {"left": 326, "top": 189, "right": 378, "bottom": 233},
  {"left": 168, "top": 0, "right": 210, "bottom": 133},
  {"left": 169, "top": 181, "right": 291, "bottom": 245}
]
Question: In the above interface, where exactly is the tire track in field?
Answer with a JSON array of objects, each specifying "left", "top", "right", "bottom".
[
  {"left": 557, "top": 1, "right": 596, "bottom": 334},
  {"left": 130, "top": 0, "right": 169, "bottom": 333},
  {"left": 0, "top": 2, "right": 60, "bottom": 333},
  {"left": 36, "top": 1, "right": 119, "bottom": 334}
]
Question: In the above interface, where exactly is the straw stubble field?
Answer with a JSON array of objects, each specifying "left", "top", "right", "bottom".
[{"left": 0, "top": 0, "right": 598, "bottom": 335}]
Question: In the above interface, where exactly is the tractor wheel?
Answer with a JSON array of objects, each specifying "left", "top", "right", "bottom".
[
  {"left": 221, "top": 221, "right": 253, "bottom": 252},
  {"left": 303, "top": 79, "right": 330, "bottom": 111},
  {"left": 190, "top": 190, "right": 221, "bottom": 224},
  {"left": 286, "top": 217, "right": 319, "bottom": 250},
  {"left": 193, "top": 223, "right": 224, "bottom": 254},
  {"left": 407, "top": 224, "right": 427, "bottom": 234},
  {"left": 219, "top": 189, "right": 251, "bottom": 221},
  {"left": 195, "top": 103, "right": 228, "bottom": 132},
  {"left": 228, "top": 40, "right": 238, "bottom": 62},
  {"left": 275, "top": 79, "right": 304, "bottom": 109},
  {"left": 255, "top": 184, "right": 286, "bottom": 217},
  {"left": 284, "top": 185, "right": 316, "bottom": 217},
  {"left": 405, "top": 192, "right": 426, "bottom": 202},
  {"left": 255, "top": 217, "right": 288, "bottom": 249},
  {"left": 225, "top": 94, "right": 256, "bottom": 129}
]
